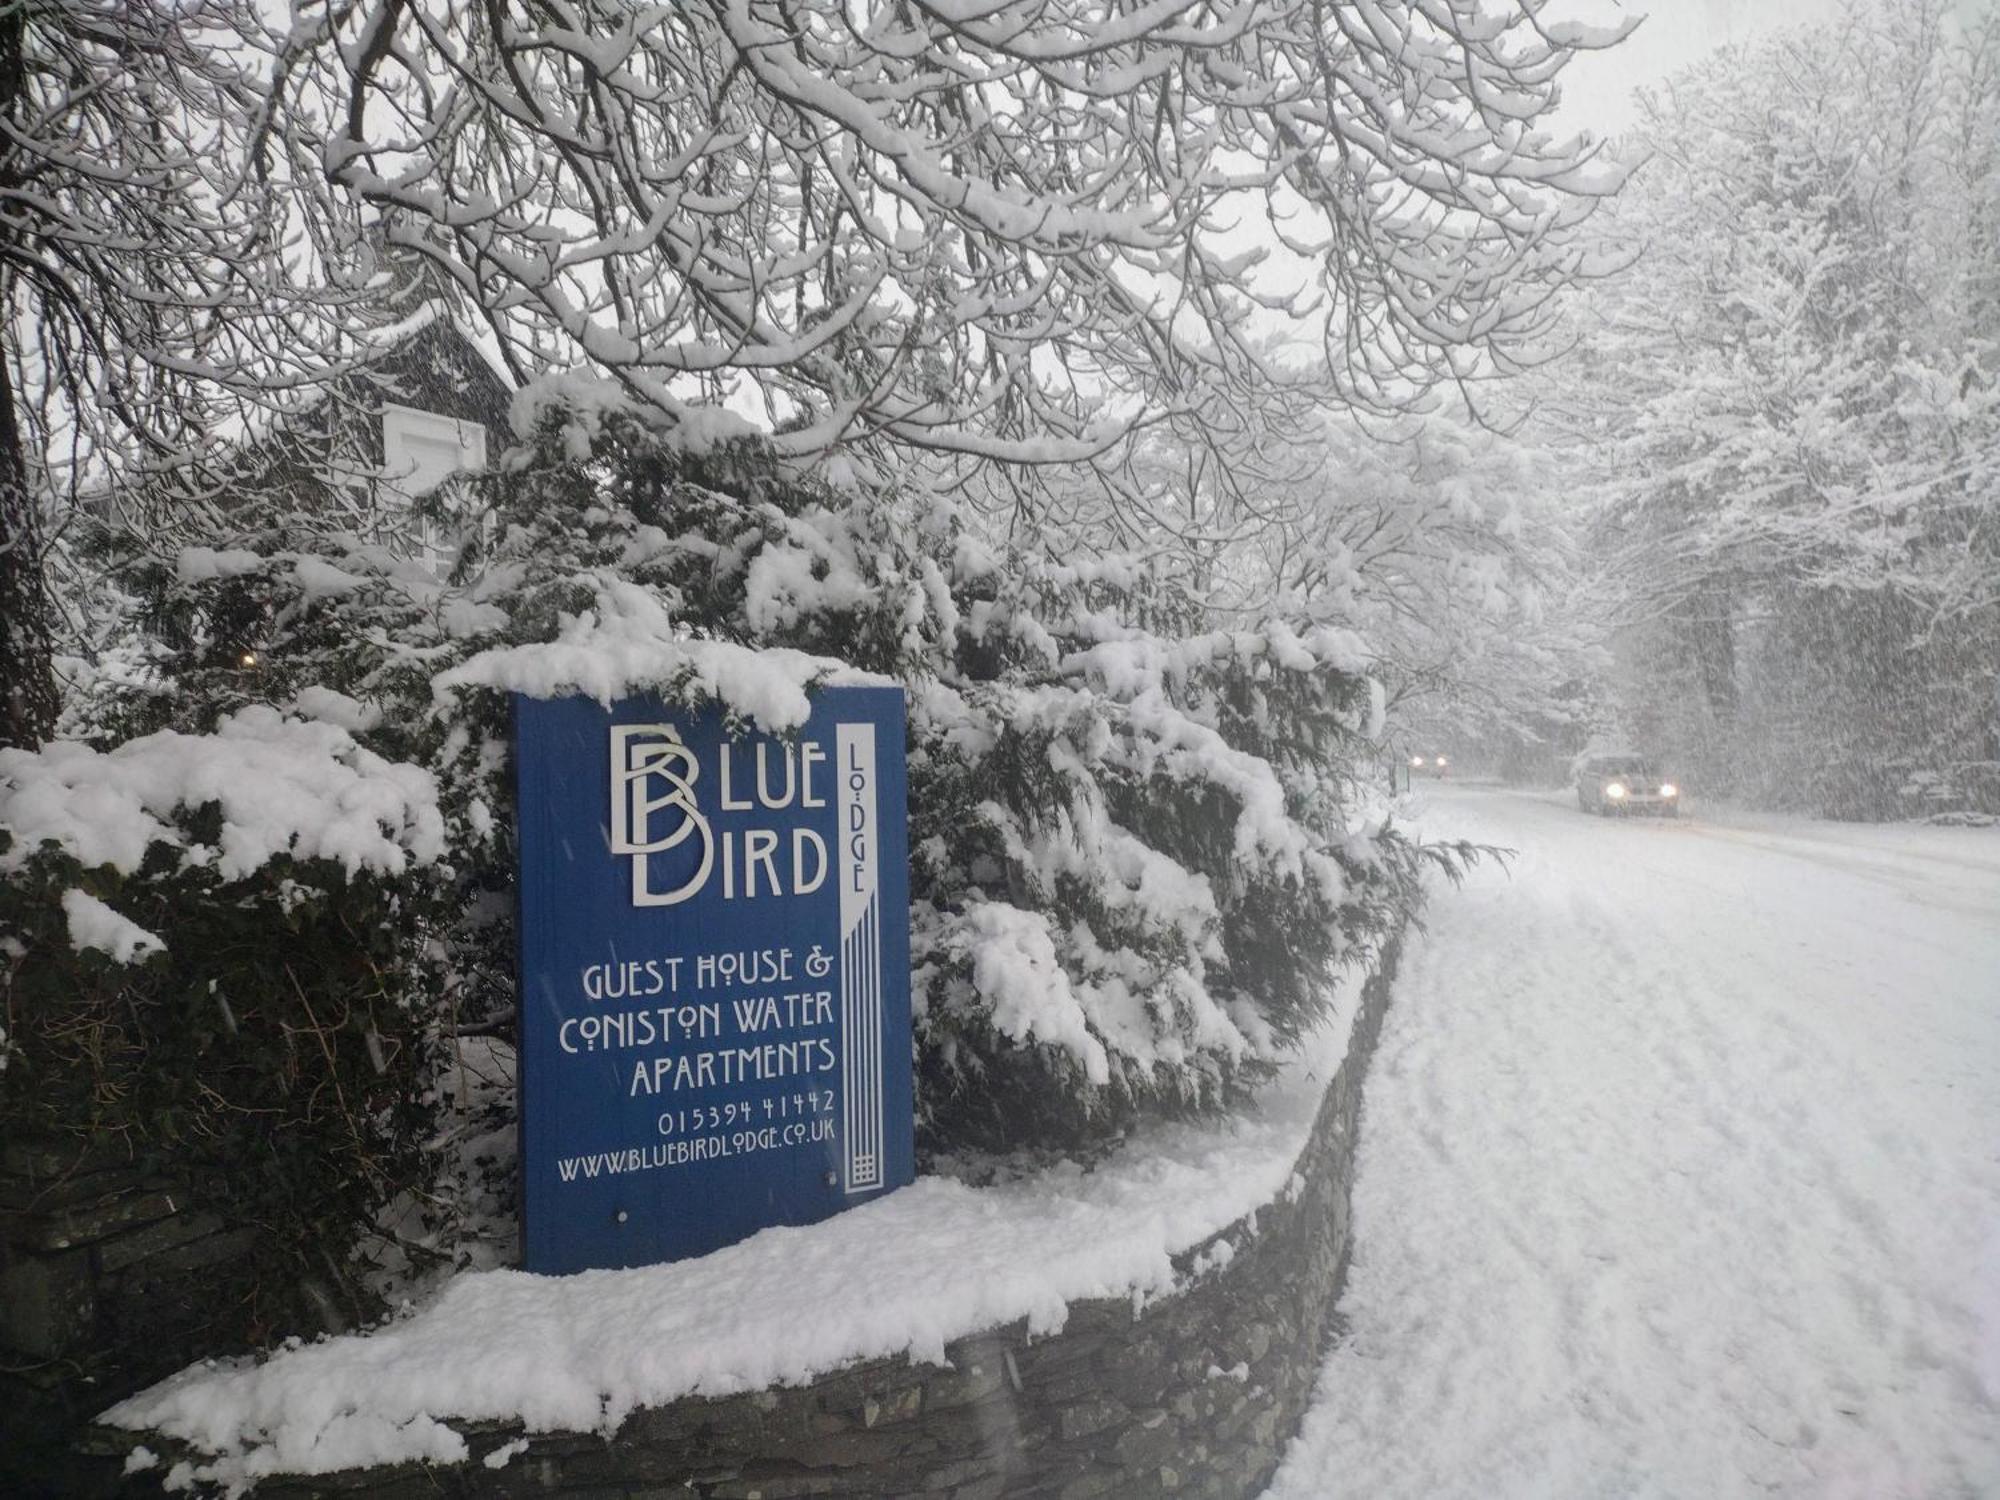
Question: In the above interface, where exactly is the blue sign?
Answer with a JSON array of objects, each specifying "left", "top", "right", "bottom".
[{"left": 512, "top": 687, "right": 914, "bottom": 1274}]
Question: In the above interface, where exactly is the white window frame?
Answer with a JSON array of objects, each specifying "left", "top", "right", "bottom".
[{"left": 380, "top": 404, "right": 489, "bottom": 572}]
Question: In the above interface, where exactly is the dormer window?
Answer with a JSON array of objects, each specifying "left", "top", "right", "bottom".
[
  {"left": 381, "top": 403, "right": 488, "bottom": 571},
  {"left": 382, "top": 403, "right": 485, "bottom": 495}
]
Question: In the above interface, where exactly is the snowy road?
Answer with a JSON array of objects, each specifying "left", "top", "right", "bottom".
[{"left": 1265, "top": 784, "right": 2000, "bottom": 1500}]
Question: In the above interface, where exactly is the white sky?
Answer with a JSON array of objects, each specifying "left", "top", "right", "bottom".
[{"left": 1548, "top": 0, "right": 1854, "bottom": 135}]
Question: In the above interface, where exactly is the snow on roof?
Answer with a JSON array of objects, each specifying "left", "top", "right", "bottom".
[
  {"left": 103, "top": 977, "right": 1371, "bottom": 1490},
  {"left": 503, "top": 370, "right": 766, "bottom": 452},
  {"left": 347, "top": 297, "right": 518, "bottom": 399}
]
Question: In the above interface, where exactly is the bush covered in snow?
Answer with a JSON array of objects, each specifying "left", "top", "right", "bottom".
[
  {"left": 906, "top": 549, "right": 1430, "bottom": 1149},
  {"left": 46, "top": 380, "right": 1448, "bottom": 1275},
  {"left": 0, "top": 708, "right": 453, "bottom": 1336}
]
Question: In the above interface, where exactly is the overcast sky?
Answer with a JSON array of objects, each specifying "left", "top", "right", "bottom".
[{"left": 1548, "top": 0, "right": 1855, "bottom": 134}]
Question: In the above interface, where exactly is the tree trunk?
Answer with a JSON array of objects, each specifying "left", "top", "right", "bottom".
[
  {"left": 0, "top": 5, "right": 56, "bottom": 749},
  {"left": 1690, "top": 586, "right": 1739, "bottom": 723},
  {"left": 0, "top": 355, "right": 56, "bottom": 749}
]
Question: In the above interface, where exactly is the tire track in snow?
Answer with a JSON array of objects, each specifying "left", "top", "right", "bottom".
[{"left": 1263, "top": 786, "right": 2000, "bottom": 1500}]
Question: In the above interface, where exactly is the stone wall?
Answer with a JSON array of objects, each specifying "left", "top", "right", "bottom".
[
  {"left": 74, "top": 937, "right": 1400, "bottom": 1500},
  {"left": 0, "top": 1137, "right": 268, "bottom": 1497}
]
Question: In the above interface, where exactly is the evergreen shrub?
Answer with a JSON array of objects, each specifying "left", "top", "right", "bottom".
[
  {"left": 21, "top": 380, "right": 1454, "bottom": 1291},
  {"left": 0, "top": 716, "right": 453, "bottom": 1337}
]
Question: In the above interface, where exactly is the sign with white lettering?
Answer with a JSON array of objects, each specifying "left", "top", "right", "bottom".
[{"left": 513, "top": 687, "right": 914, "bottom": 1274}]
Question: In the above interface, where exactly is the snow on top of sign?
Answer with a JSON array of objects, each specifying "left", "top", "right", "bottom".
[
  {"left": 0, "top": 706, "right": 446, "bottom": 882},
  {"left": 103, "top": 986, "right": 1370, "bottom": 1490},
  {"left": 435, "top": 577, "right": 890, "bottom": 730}
]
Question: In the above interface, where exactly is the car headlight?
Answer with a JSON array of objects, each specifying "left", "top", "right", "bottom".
[
  {"left": 1659, "top": 783, "right": 1678, "bottom": 798},
  {"left": 1436, "top": 755, "right": 1449, "bottom": 767},
  {"left": 1411, "top": 756, "right": 1424, "bottom": 767},
  {"left": 1606, "top": 782, "right": 1627, "bottom": 799}
]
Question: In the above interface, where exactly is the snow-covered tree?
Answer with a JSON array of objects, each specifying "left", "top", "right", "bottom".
[
  {"left": 1560, "top": 0, "right": 2000, "bottom": 814},
  {"left": 9, "top": 0, "right": 1645, "bottom": 759},
  {"left": 1116, "top": 400, "right": 1604, "bottom": 778},
  {"left": 294, "top": 0, "right": 1631, "bottom": 536},
  {"left": 1262, "top": 414, "right": 1605, "bottom": 765},
  {"left": 0, "top": 1, "right": 390, "bottom": 748},
  {"left": 70, "top": 385, "right": 1461, "bottom": 1187}
]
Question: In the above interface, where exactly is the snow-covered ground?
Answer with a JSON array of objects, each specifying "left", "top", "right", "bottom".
[
  {"left": 1266, "top": 783, "right": 2000, "bottom": 1499},
  {"left": 103, "top": 952, "right": 1377, "bottom": 1489}
]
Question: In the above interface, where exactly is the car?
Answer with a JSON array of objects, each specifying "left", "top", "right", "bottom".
[
  {"left": 1574, "top": 753, "right": 1680, "bottom": 817},
  {"left": 1409, "top": 753, "right": 1450, "bottom": 779}
]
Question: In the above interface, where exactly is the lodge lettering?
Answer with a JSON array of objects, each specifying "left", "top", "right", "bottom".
[{"left": 847, "top": 742, "right": 871, "bottom": 891}]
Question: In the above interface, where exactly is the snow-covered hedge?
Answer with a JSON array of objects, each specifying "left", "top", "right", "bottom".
[
  {"left": 73, "top": 379, "right": 1445, "bottom": 1196},
  {"left": 1, "top": 706, "right": 444, "bottom": 886},
  {"left": 0, "top": 708, "right": 453, "bottom": 1337}
]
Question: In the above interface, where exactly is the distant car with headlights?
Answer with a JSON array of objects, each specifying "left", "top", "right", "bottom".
[
  {"left": 1410, "top": 753, "right": 1450, "bottom": 779},
  {"left": 1574, "top": 754, "right": 1680, "bottom": 817}
]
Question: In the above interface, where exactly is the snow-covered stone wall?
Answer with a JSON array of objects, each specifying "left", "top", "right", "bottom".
[{"left": 79, "top": 940, "right": 1401, "bottom": 1500}]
